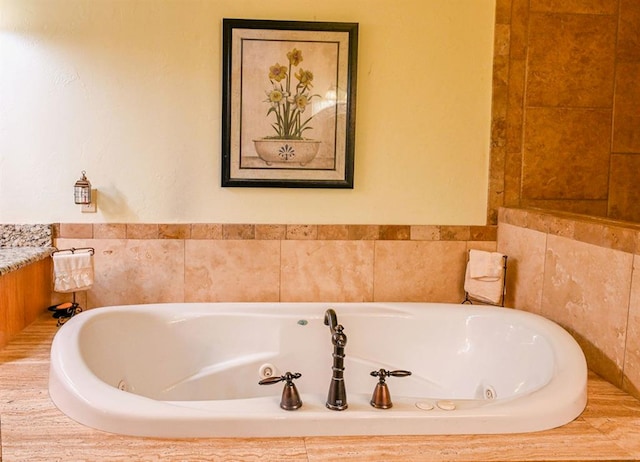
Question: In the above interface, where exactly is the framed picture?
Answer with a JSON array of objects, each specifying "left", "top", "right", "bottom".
[{"left": 221, "top": 18, "right": 358, "bottom": 188}]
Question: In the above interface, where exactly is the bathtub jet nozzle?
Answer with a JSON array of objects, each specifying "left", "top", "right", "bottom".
[{"left": 325, "top": 308, "right": 348, "bottom": 411}]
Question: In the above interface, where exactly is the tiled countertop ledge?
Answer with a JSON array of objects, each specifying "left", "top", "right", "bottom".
[
  {"left": 499, "top": 207, "right": 640, "bottom": 254},
  {"left": 0, "top": 247, "right": 52, "bottom": 277}
]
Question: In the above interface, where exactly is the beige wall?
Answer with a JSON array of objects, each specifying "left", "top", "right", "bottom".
[{"left": 0, "top": 0, "right": 495, "bottom": 225}]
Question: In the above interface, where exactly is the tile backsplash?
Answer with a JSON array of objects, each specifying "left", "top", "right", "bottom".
[
  {"left": 53, "top": 223, "right": 497, "bottom": 310},
  {"left": 497, "top": 207, "right": 640, "bottom": 400}
]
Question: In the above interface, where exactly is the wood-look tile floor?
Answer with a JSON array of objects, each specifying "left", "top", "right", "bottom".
[{"left": 2, "top": 314, "right": 640, "bottom": 461}]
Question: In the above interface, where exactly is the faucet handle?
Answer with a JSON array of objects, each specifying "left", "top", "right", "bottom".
[
  {"left": 369, "top": 369, "right": 411, "bottom": 409},
  {"left": 370, "top": 369, "right": 412, "bottom": 381},
  {"left": 259, "top": 372, "right": 303, "bottom": 411},
  {"left": 259, "top": 371, "right": 302, "bottom": 385},
  {"left": 259, "top": 375, "right": 287, "bottom": 385}
]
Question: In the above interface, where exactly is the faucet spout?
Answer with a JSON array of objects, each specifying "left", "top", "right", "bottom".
[
  {"left": 324, "top": 308, "right": 348, "bottom": 410},
  {"left": 324, "top": 308, "right": 338, "bottom": 334}
]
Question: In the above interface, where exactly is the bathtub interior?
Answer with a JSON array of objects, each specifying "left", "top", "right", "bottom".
[{"left": 77, "top": 304, "right": 555, "bottom": 403}]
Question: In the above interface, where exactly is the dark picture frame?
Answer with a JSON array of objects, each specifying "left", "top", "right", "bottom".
[{"left": 221, "top": 19, "right": 358, "bottom": 188}]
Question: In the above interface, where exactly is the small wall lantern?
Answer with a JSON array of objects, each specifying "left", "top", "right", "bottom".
[{"left": 74, "top": 171, "right": 92, "bottom": 205}]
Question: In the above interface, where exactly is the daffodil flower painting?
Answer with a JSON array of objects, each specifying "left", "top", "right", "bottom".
[
  {"left": 263, "top": 48, "right": 319, "bottom": 140},
  {"left": 222, "top": 18, "right": 357, "bottom": 187}
]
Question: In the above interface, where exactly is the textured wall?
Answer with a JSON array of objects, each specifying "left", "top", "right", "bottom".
[
  {"left": 489, "top": 0, "right": 640, "bottom": 224},
  {"left": 0, "top": 0, "right": 495, "bottom": 225}
]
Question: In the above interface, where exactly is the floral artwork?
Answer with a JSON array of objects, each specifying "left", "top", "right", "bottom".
[
  {"left": 264, "top": 48, "right": 318, "bottom": 140},
  {"left": 221, "top": 19, "right": 358, "bottom": 188}
]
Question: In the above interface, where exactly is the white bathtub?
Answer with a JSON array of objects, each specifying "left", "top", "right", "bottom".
[{"left": 48, "top": 302, "right": 587, "bottom": 438}]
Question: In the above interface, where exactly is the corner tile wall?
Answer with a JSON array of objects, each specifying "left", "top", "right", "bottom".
[
  {"left": 497, "top": 207, "right": 640, "bottom": 400},
  {"left": 53, "top": 223, "right": 497, "bottom": 310},
  {"left": 489, "top": 0, "right": 640, "bottom": 223}
]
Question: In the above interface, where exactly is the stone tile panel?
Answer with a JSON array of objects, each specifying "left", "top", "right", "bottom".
[
  {"left": 56, "top": 238, "right": 185, "bottom": 308},
  {"left": 542, "top": 235, "right": 633, "bottom": 385},
  {"left": 185, "top": 240, "right": 280, "bottom": 302},
  {"left": 522, "top": 107, "right": 611, "bottom": 200},
  {"left": 530, "top": 0, "right": 617, "bottom": 14},
  {"left": 222, "top": 224, "right": 255, "bottom": 240},
  {"left": 608, "top": 155, "right": 640, "bottom": 223},
  {"left": 286, "top": 225, "right": 318, "bottom": 240},
  {"left": 126, "top": 224, "right": 159, "bottom": 239},
  {"left": 58, "top": 223, "right": 93, "bottom": 239},
  {"left": 373, "top": 241, "right": 467, "bottom": 303},
  {"left": 158, "top": 224, "right": 190, "bottom": 239},
  {"left": 280, "top": 241, "right": 374, "bottom": 302},
  {"left": 526, "top": 13, "right": 616, "bottom": 107},
  {"left": 617, "top": 0, "right": 640, "bottom": 62},
  {"left": 509, "top": 0, "right": 530, "bottom": 60},
  {"left": 613, "top": 62, "right": 640, "bottom": 153},
  {"left": 191, "top": 224, "right": 223, "bottom": 240},
  {"left": 497, "top": 223, "right": 547, "bottom": 312},
  {"left": 255, "top": 224, "right": 286, "bottom": 240},
  {"left": 93, "top": 223, "right": 126, "bottom": 239},
  {"left": 317, "top": 225, "right": 349, "bottom": 240}
]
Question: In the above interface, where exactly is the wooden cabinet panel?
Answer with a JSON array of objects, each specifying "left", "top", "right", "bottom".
[{"left": 0, "top": 259, "right": 51, "bottom": 349}]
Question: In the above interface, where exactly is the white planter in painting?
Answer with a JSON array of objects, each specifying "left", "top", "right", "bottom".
[{"left": 253, "top": 139, "right": 320, "bottom": 166}]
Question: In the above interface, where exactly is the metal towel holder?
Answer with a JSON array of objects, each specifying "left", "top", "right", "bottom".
[{"left": 49, "top": 247, "right": 95, "bottom": 326}]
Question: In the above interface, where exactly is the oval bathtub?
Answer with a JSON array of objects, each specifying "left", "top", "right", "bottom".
[{"left": 48, "top": 302, "right": 587, "bottom": 438}]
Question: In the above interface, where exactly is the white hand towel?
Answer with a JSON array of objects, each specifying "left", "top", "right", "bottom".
[
  {"left": 464, "top": 250, "right": 506, "bottom": 305},
  {"left": 53, "top": 253, "right": 94, "bottom": 293},
  {"left": 468, "top": 249, "right": 504, "bottom": 281}
]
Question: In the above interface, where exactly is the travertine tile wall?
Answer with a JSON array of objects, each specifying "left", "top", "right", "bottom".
[
  {"left": 52, "top": 223, "right": 497, "bottom": 310},
  {"left": 497, "top": 207, "right": 640, "bottom": 400},
  {"left": 489, "top": 0, "right": 640, "bottom": 224}
]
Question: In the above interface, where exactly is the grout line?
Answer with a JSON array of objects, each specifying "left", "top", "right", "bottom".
[
  {"left": 302, "top": 437, "right": 311, "bottom": 461},
  {"left": 278, "top": 239, "right": 283, "bottom": 302},
  {"left": 182, "top": 238, "right": 186, "bottom": 303},
  {"left": 371, "top": 240, "right": 377, "bottom": 302},
  {"left": 620, "top": 255, "right": 637, "bottom": 389},
  {"left": 607, "top": 0, "right": 621, "bottom": 219},
  {"left": 538, "top": 229, "right": 549, "bottom": 313}
]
